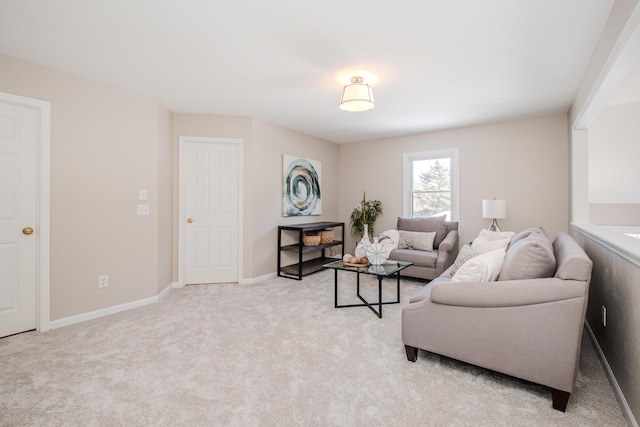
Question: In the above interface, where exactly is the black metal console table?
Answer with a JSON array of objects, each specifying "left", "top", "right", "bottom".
[{"left": 277, "top": 221, "right": 345, "bottom": 280}]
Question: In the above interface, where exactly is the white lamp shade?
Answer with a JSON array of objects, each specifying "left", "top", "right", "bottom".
[
  {"left": 339, "top": 83, "right": 375, "bottom": 112},
  {"left": 482, "top": 199, "right": 506, "bottom": 219}
]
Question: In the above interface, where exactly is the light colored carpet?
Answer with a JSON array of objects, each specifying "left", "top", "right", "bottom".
[{"left": 0, "top": 269, "right": 629, "bottom": 426}]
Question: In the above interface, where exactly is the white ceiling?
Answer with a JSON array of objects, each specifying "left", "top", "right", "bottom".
[{"left": 0, "top": 0, "right": 615, "bottom": 143}]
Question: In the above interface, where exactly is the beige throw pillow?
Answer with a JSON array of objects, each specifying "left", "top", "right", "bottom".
[
  {"left": 398, "top": 230, "right": 436, "bottom": 252},
  {"left": 450, "top": 244, "right": 475, "bottom": 275}
]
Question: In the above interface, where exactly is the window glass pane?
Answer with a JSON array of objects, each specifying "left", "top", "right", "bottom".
[
  {"left": 412, "top": 192, "right": 451, "bottom": 218},
  {"left": 412, "top": 159, "right": 450, "bottom": 191}
]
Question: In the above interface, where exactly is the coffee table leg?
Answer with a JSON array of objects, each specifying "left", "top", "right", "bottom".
[
  {"left": 378, "top": 276, "right": 383, "bottom": 318},
  {"left": 334, "top": 269, "right": 338, "bottom": 308},
  {"left": 396, "top": 272, "right": 401, "bottom": 303}
]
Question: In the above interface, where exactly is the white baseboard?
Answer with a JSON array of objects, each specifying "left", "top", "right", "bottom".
[
  {"left": 49, "top": 294, "right": 159, "bottom": 330},
  {"left": 240, "top": 272, "right": 275, "bottom": 285},
  {"left": 585, "top": 322, "right": 638, "bottom": 427},
  {"left": 158, "top": 282, "right": 177, "bottom": 301}
]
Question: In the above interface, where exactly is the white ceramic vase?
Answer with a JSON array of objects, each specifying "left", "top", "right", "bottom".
[{"left": 355, "top": 224, "right": 371, "bottom": 258}]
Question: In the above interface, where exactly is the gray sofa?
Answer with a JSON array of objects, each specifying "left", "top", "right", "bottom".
[
  {"left": 402, "top": 228, "right": 593, "bottom": 411},
  {"left": 387, "top": 216, "right": 459, "bottom": 280}
]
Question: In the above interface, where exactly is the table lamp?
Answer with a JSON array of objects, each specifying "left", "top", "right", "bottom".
[{"left": 483, "top": 199, "right": 506, "bottom": 232}]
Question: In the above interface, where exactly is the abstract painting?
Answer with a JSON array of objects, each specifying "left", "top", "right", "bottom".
[{"left": 282, "top": 155, "right": 322, "bottom": 216}]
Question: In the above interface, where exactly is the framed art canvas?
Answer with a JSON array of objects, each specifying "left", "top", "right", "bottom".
[{"left": 282, "top": 155, "right": 322, "bottom": 216}]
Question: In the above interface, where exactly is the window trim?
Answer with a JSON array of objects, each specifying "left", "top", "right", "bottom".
[{"left": 403, "top": 148, "right": 459, "bottom": 220}]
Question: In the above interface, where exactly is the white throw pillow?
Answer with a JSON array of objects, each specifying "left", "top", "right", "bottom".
[
  {"left": 471, "top": 229, "right": 515, "bottom": 255},
  {"left": 398, "top": 230, "right": 436, "bottom": 252},
  {"left": 451, "top": 248, "right": 506, "bottom": 282}
]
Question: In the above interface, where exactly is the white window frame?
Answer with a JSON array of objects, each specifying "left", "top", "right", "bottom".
[{"left": 403, "top": 148, "right": 459, "bottom": 220}]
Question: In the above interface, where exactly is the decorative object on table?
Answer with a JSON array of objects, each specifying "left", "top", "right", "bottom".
[
  {"left": 282, "top": 154, "right": 322, "bottom": 216},
  {"left": 319, "top": 228, "right": 334, "bottom": 244},
  {"left": 350, "top": 191, "right": 383, "bottom": 255},
  {"left": 341, "top": 254, "right": 369, "bottom": 266},
  {"left": 302, "top": 232, "right": 321, "bottom": 246},
  {"left": 339, "top": 76, "right": 375, "bottom": 112},
  {"left": 482, "top": 198, "right": 506, "bottom": 232},
  {"left": 366, "top": 237, "right": 388, "bottom": 265}
]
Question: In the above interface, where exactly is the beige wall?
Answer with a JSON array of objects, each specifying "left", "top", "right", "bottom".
[
  {"left": 0, "top": 54, "right": 172, "bottom": 320},
  {"left": 157, "top": 105, "right": 174, "bottom": 292},
  {"left": 589, "top": 102, "right": 640, "bottom": 203},
  {"left": 251, "top": 119, "right": 340, "bottom": 278},
  {"left": 339, "top": 114, "right": 569, "bottom": 252}
]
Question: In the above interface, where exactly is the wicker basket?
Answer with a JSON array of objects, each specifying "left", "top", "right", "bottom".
[
  {"left": 319, "top": 229, "right": 334, "bottom": 244},
  {"left": 302, "top": 233, "right": 321, "bottom": 246}
]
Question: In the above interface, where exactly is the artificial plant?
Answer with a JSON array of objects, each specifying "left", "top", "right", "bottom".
[{"left": 349, "top": 192, "right": 383, "bottom": 239}]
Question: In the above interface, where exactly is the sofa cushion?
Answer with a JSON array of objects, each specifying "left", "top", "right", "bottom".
[
  {"left": 451, "top": 248, "right": 506, "bottom": 282},
  {"left": 450, "top": 243, "right": 475, "bottom": 275},
  {"left": 397, "top": 215, "right": 447, "bottom": 248},
  {"left": 389, "top": 248, "right": 437, "bottom": 268},
  {"left": 398, "top": 230, "right": 436, "bottom": 251},
  {"left": 498, "top": 230, "right": 556, "bottom": 281},
  {"left": 471, "top": 229, "right": 515, "bottom": 254},
  {"left": 508, "top": 226, "right": 547, "bottom": 247}
]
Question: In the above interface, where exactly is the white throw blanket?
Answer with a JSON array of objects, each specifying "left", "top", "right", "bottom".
[{"left": 378, "top": 229, "right": 399, "bottom": 258}]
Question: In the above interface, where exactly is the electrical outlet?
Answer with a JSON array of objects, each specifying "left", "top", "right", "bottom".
[
  {"left": 98, "top": 274, "right": 108, "bottom": 288},
  {"left": 602, "top": 305, "right": 607, "bottom": 327},
  {"left": 136, "top": 204, "right": 150, "bottom": 216}
]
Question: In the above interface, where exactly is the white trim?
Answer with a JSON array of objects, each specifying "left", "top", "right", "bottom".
[
  {"left": 585, "top": 322, "right": 638, "bottom": 427},
  {"left": 573, "top": 222, "right": 640, "bottom": 268},
  {"left": 402, "top": 148, "right": 459, "bottom": 221},
  {"left": 178, "top": 136, "right": 244, "bottom": 286},
  {"left": 240, "top": 272, "right": 276, "bottom": 285},
  {"left": 573, "top": 4, "right": 640, "bottom": 129},
  {"left": 157, "top": 282, "right": 176, "bottom": 301},
  {"left": 0, "top": 92, "right": 51, "bottom": 333},
  {"left": 49, "top": 295, "right": 159, "bottom": 330}
]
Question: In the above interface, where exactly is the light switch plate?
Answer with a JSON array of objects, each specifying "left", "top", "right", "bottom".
[{"left": 139, "top": 189, "right": 148, "bottom": 201}]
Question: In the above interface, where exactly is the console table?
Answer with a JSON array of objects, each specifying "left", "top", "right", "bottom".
[{"left": 277, "top": 221, "right": 345, "bottom": 280}]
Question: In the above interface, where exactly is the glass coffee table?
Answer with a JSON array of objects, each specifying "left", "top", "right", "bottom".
[{"left": 323, "top": 260, "right": 413, "bottom": 318}]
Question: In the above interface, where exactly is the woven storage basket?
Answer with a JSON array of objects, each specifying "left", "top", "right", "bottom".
[
  {"left": 319, "top": 229, "right": 334, "bottom": 244},
  {"left": 302, "top": 233, "right": 321, "bottom": 246}
]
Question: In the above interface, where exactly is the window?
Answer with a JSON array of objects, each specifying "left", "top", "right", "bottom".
[{"left": 403, "top": 149, "right": 459, "bottom": 220}]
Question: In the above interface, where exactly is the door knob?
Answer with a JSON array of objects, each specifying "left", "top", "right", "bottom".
[
  {"left": 22, "top": 227, "right": 34, "bottom": 235},
  {"left": 187, "top": 218, "right": 194, "bottom": 223}
]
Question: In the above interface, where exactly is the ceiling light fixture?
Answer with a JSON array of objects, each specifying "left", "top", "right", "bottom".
[{"left": 339, "top": 76, "right": 375, "bottom": 112}]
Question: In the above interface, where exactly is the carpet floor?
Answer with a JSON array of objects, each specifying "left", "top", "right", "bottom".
[{"left": 0, "top": 269, "right": 629, "bottom": 426}]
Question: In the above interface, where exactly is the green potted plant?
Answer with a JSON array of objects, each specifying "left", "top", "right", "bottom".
[{"left": 349, "top": 192, "right": 383, "bottom": 240}]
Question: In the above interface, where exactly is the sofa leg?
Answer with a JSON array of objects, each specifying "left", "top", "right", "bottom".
[
  {"left": 551, "top": 388, "right": 570, "bottom": 412},
  {"left": 404, "top": 345, "right": 418, "bottom": 362}
]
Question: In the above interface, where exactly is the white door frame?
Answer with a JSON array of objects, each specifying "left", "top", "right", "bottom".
[
  {"left": 178, "top": 136, "right": 243, "bottom": 286},
  {"left": 0, "top": 91, "right": 51, "bottom": 332}
]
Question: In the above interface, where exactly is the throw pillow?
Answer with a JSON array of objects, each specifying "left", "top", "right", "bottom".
[
  {"left": 508, "top": 226, "right": 547, "bottom": 247},
  {"left": 498, "top": 230, "right": 556, "bottom": 280},
  {"left": 398, "top": 230, "right": 436, "bottom": 251},
  {"left": 397, "top": 215, "right": 447, "bottom": 248},
  {"left": 451, "top": 248, "right": 506, "bottom": 282},
  {"left": 450, "top": 244, "right": 476, "bottom": 275},
  {"left": 471, "top": 229, "right": 515, "bottom": 255}
]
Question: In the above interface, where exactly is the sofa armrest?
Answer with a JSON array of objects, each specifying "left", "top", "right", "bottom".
[
  {"left": 430, "top": 278, "right": 587, "bottom": 308},
  {"left": 437, "top": 229, "right": 458, "bottom": 253}
]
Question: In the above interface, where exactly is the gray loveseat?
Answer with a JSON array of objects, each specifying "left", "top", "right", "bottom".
[
  {"left": 402, "top": 228, "right": 593, "bottom": 411},
  {"left": 387, "top": 216, "right": 459, "bottom": 280}
]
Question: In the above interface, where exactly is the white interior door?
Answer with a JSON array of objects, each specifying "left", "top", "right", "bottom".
[
  {"left": 0, "top": 100, "right": 38, "bottom": 337},
  {"left": 180, "top": 137, "right": 241, "bottom": 285}
]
